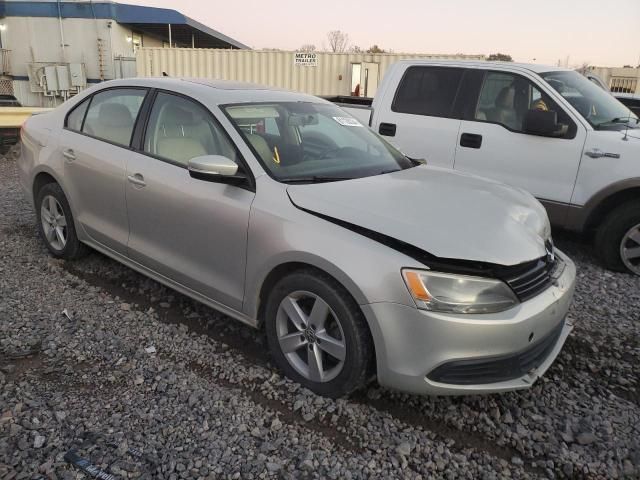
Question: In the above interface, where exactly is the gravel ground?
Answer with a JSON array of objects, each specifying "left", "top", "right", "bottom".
[{"left": 1, "top": 145, "right": 639, "bottom": 479}]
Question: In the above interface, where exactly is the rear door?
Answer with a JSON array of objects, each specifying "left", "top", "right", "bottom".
[
  {"left": 125, "top": 91, "right": 255, "bottom": 310},
  {"left": 373, "top": 65, "right": 464, "bottom": 167},
  {"left": 60, "top": 87, "right": 148, "bottom": 254},
  {"left": 453, "top": 69, "right": 586, "bottom": 220}
]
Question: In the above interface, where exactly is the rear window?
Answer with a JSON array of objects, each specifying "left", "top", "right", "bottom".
[{"left": 392, "top": 66, "right": 464, "bottom": 118}]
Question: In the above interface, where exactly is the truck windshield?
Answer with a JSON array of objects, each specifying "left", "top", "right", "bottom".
[
  {"left": 540, "top": 71, "right": 639, "bottom": 131},
  {"left": 223, "top": 102, "right": 414, "bottom": 183}
]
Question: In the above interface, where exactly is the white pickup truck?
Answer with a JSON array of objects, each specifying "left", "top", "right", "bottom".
[{"left": 331, "top": 60, "right": 640, "bottom": 275}]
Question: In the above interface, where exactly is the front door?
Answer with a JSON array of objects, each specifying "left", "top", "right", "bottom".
[
  {"left": 125, "top": 91, "right": 255, "bottom": 310},
  {"left": 453, "top": 70, "right": 586, "bottom": 216},
  {"left": 61, "top": 87, "right": 148, "bottom": 254}
]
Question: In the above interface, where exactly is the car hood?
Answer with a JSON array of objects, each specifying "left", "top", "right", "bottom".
[{"left": 287, "top": 166, "right": 550, "bottom": 266}]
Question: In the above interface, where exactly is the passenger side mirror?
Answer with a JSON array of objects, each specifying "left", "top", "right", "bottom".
[
  {"left": 188, "top": 155, "right": 239, "bottom": 182},
  {"left": 523, "top": 109, "right": 568, "bottom": 137}
]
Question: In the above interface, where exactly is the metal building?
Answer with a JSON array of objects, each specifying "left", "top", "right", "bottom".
[
  {"left": 136, "top": 48, "right": 486, "bottom": 98},
  {"left": 0, "top": 1, "right": 247, "bottom": 106},
  {"left": 587, "top": 66, "right": 640, "bottom": 94}
]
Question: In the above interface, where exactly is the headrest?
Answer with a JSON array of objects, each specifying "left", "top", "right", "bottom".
[
  {"left": 246, "top": 133, "right": 273, "bottom": 163},
  {"left": 161, "top": 104, "right": 198, "bottom": 126},
  {"left": 99, "top": 103, "right": 133, "bottom": 127},
  {"left": 495, "top": 86, "right": 515, "bottom": 108}
]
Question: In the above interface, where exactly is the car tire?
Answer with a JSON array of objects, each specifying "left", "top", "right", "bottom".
[
  {"left": 264, "top": 269, "right": 373, "bottom": 398},
  {"left": 595, "top": 200, "right": 640, "bottom": 275},
  {"left": 35, "top": 182, "right": 88, "bottom": 260}
]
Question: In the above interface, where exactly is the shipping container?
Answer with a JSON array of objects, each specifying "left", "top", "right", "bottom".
[{"left": 136, "top": 48, "right": 485, "bottom": 97}]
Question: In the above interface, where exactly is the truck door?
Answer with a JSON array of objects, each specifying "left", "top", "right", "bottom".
[
  {"left": 374, "top": 66, "right": 464, "bottom": 168},
  {"left": 453, "top": 69, "right": 586, "bottom": 223}
]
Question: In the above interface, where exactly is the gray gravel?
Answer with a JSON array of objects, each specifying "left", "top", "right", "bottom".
[{"left": 1, "top": 145, "right": 639, "bottom": 479}]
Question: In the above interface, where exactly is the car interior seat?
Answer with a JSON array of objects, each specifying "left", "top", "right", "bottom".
[
  {"left": 155, "top": 104, "right": 208, "bottom": 164},
  {"left": 246, "top": 133, "right": 275, "bottom": 165},
  {"left": 487, "top": 86, "right": 518, "bottom": 129},
  {"left": 90, "top": 103, "right": 135, "bottom": 146}
]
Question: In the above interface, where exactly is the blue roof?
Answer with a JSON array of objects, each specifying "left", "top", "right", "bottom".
[{"left": 1, "top": 1, "right": 249, "bottom": 49}]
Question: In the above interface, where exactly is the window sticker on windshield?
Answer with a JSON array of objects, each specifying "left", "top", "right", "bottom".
[{"left": 333, "top": 116, "right": 363, "bottom": 127}]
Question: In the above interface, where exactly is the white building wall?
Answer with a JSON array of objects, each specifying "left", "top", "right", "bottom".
[
  {"left": 2, "top": 16, "right": 144, "bottom": 105},
  {"left": 589, "top": 66, "right": 640, "bottom": 94}
]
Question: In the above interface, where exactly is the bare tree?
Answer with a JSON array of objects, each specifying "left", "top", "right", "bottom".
[
  {"left": 367, "top": 45, "right": 386, "bottom": 54},
  {"left": 327, "top": 30, "right": 349, "bottom": 53},
  {"left": 299, "top": 44, "right": 316, "bottom": 52},
  {"left": 349, "top": 45, "right": 363, "bottom": 53}
]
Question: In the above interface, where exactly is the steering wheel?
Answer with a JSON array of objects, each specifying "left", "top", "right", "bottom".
[{"left": 568, "top": 97, "right": 595, "bottom": 119}]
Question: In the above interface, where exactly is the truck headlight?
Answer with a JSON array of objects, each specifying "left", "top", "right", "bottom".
[{"left": 402, "top": 269, "right": 518, "bottom": 314}]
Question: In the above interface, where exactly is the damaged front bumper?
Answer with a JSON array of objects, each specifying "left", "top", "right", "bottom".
[{"left": 362, "top": 249, "right": 576, "bottom": 395}]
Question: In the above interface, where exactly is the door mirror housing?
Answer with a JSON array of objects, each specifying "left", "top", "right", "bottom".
[
  {"left": 188, "top": 155, "right": 239, "bottom": 181},
  {"left": 523, "top": 109, "right": 568, "bottom": 137}
]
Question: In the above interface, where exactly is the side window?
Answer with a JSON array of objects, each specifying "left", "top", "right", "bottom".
[
  {"left": 475, "top": 71, "right": 575, "bottom": 136},
  {"left": 82, "top": 88, "right": 146, "bottom": 146},
  {"left": 65, "top": 97, "right": 90, "bottom": 131},
  {"left": 144, "top": 92, "right": 238, "bottom": 167},
  {"left": 392, "top": 66, "right": 464, "bottom": 118}
]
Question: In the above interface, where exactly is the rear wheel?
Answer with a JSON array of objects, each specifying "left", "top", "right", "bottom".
[
  {"left": 595, "top": 201, "right": 640, "bottom": 275},
  {"left": 35, "top": 183, "right": 88, "bottom": 260},
  {"left": 264, "top": 270, "right": 373, "bottom": 397}
]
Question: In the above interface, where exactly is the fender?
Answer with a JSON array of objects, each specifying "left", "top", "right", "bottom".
[
  {"left": 565, "top": 177, "right": 640, "bottom": 232},
  {"left": 244, "top": 249, "right": 371, "bottom": 322}
]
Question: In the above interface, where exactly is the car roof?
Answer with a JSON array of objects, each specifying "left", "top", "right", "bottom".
[
  {"left": 393, "top": 59, "right": 570, "bottom": 75},
  {"left": 93, "top": 77, "right": 325, "bottom": 105}
]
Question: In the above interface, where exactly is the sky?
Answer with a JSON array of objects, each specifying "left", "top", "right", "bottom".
[{"left": 126, "top": 0, "right": 640, "bottom": 67}]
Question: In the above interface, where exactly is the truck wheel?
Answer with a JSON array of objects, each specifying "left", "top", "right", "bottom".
[
  {"left": 595, "top": 201, "right": 640, "bottom": 275},
  {"left": 264, "top": 270, "right": 373, "bottom": 398},
  {"left": 36, "top": 183, "right": 88, "bottom": 260}
]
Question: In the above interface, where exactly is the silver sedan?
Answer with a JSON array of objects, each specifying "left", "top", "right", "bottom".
[{"left": 19, "top": 78, "right": 576, "bottom": 397}]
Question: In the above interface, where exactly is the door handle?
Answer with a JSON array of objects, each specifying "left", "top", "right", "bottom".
[
  {"left": 62, "top": 149, "right": 76, "bottom": 161},
  {"left": 127, "top": 174, "right": 146, "bottom": 187},
  {"left": 584, "top": 148, "right": 604, "bottom": 158},
  {"left": 584, "top": 148, "right": 620, "bottom": 159},
  {"left": 460, "top": 133, "right": 483, "bottom": 149},
  {"left": 378, "top": 122, "right": 397, "bottom": 136}
]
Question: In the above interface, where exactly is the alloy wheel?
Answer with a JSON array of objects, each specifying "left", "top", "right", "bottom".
[
  {"left": 275, "top": 291, "right": 346, "bottom": 383},
  {"left": 41, "top": 195, "right": 67, "bottom": 251},
  {"left": 620, "top": 223, "right": 640, "bottom": 275}
]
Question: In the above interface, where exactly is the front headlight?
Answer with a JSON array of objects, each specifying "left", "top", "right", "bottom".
[{"left": 402, "top": 269, "right": 519, "bottom": 314}]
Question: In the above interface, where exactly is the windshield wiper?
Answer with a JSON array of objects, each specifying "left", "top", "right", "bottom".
[
  {"left": 596, "top": 116, "right": 640, "bottom": 129},
  {"left": 279, "top": 176, "right": 355, "bottom": 184}
]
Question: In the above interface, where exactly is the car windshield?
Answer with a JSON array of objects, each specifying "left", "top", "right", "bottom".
[
  {"left": 540, "top": 70, "right": 639, "bottom": 130},
  {"left": 223, "top": 102, "right": 415, "bottom": 183}
]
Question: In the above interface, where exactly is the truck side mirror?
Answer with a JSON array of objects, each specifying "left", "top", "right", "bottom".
[{"left": 523, "top": 109, "right": 567, "bottom": 137}]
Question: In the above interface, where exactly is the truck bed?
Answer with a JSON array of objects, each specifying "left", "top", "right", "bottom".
[{"left": 322, "top": 96, "right": 373, "bottom": 125}]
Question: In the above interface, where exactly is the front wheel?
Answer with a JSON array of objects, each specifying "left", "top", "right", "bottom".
[
  {"left": 595, "top": 201, "right": 640, "bottom": 275},
  {"left": 264, "top": 270, "right": 373, "bottom": 397}
]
